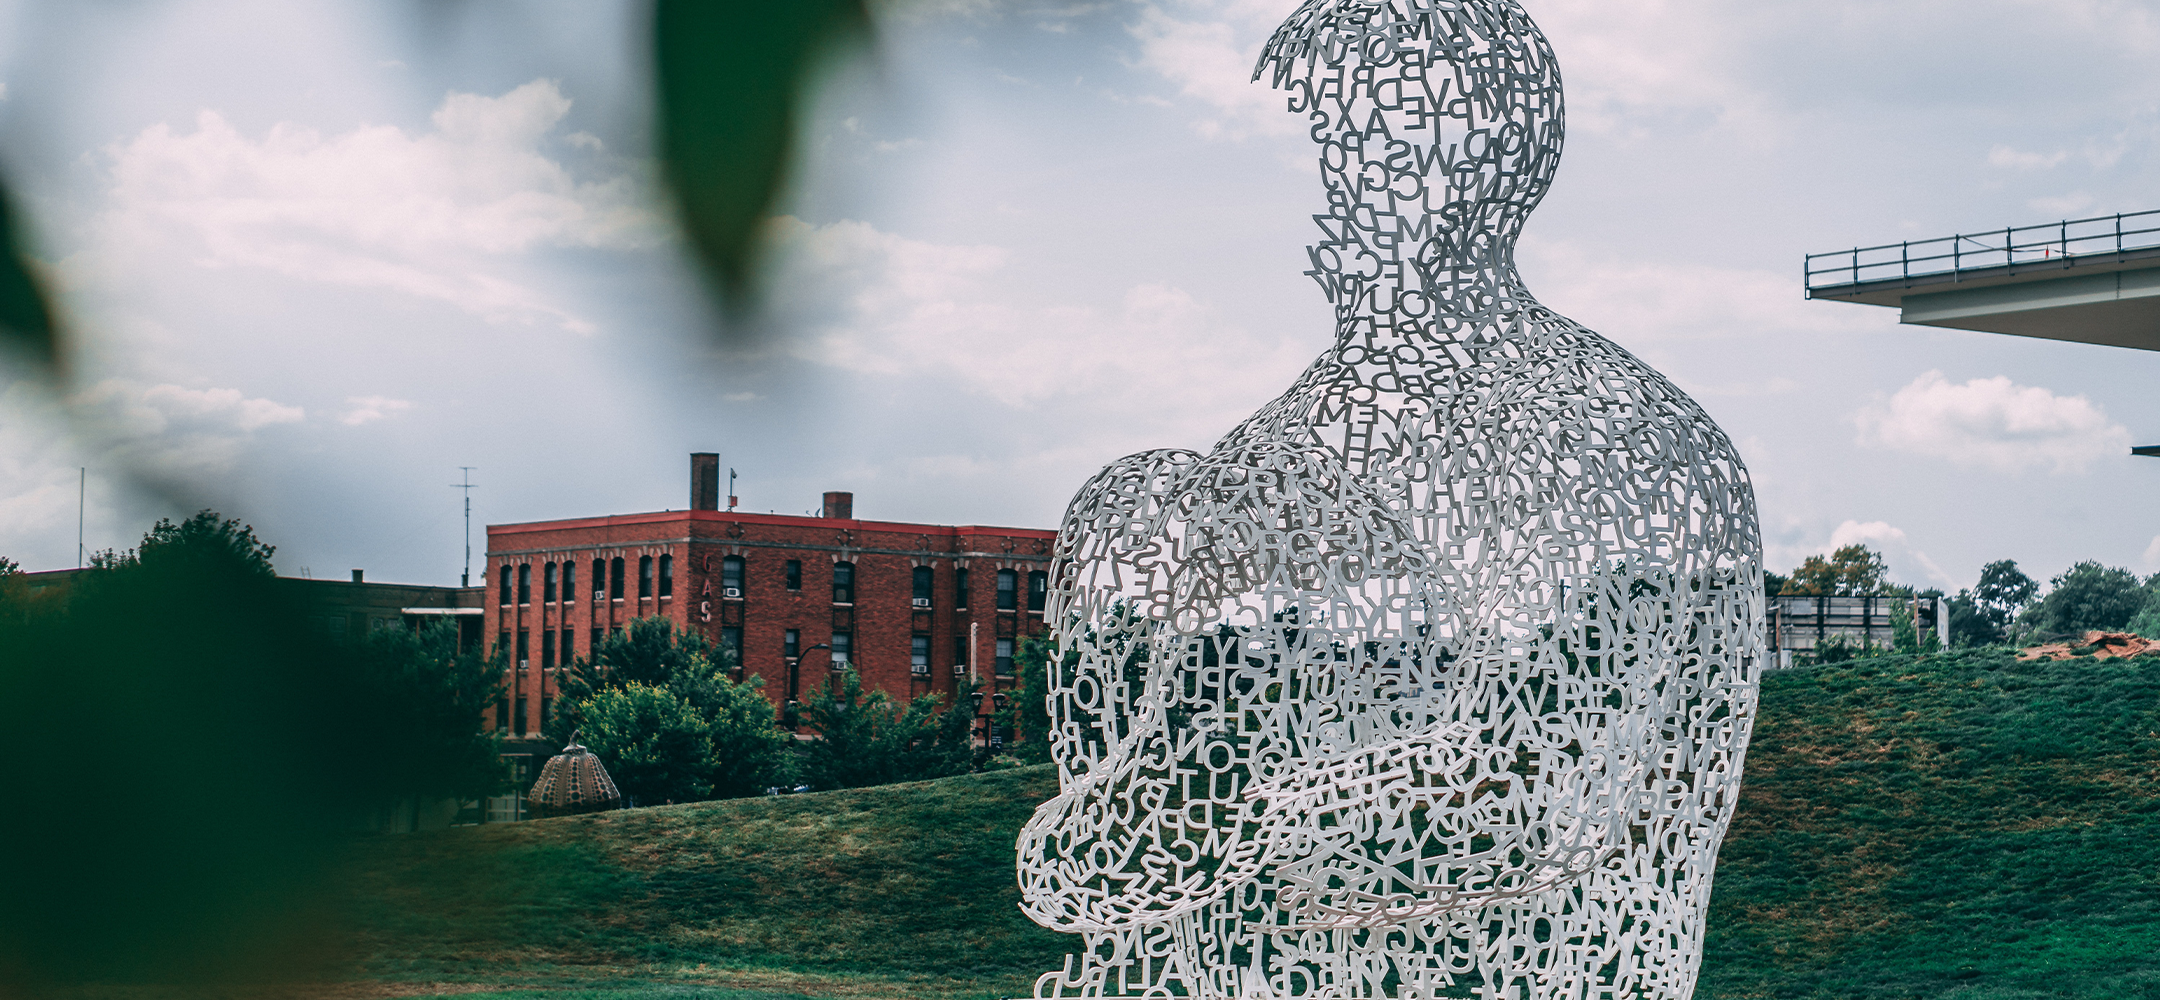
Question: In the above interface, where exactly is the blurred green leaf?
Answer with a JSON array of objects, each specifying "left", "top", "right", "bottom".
[
  {"left": 655, "top": 0, "right": 868, "bottom": 311},
  {"left": 0, "top": 181, "right": 55, "bottom": 369}
]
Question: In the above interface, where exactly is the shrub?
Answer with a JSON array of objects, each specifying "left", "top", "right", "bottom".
[
  {"left": 574, "top": 681, "right": 714, "bottom": 804},
  {"left": 2018, "top": 561, "right": 2145, "bottom": 642},
  {"left": 794, "top": 670, "right": 974, "bottom": 790}
]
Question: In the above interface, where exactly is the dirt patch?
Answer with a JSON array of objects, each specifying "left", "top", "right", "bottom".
[{"left": 2018, "top": 631, "right": 2160, "bottom": 661}]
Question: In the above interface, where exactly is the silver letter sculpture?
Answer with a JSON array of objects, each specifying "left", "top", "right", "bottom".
[{"left": 1016, "top": 1, "right": 1763, "bottom": 998}]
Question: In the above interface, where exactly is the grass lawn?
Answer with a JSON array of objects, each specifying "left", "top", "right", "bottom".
[{"left": 331, "top": 648, "right": 2160, "bottom": 1000}]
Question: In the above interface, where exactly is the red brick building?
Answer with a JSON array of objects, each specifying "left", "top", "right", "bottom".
[{"left": 482, "top": 454, "right": 1053, "bottom": 739}]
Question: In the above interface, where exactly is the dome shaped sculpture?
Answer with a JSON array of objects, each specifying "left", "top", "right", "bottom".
[
  {"left": 1017, "top": 2, "right": 1764, "bottom": 998},
  {"left": 526, "top": 733, "right": 621, "bottom": 814}
]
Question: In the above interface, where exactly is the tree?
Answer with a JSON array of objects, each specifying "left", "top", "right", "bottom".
[
  {"left": 575, "top": 682, "right": 714, "bottom": 804},
  {"left": 339, "top": 620, "right": 506, "bottom": 807},
  {"left": 1946, "top": 560, "right": 2038, "bottom": 646},
  {"left": 997, "top": 634, "right": 1064, "bottom": 766},
  {"left": 553, "top": 616, "right": 788, "bottom": 800},
  {"left": 2018, "top": 561, "right": 2145, "bottom": 641},
  {"left": 1782, "top": 545, "right": 1902, "bottom": 596},
  {"left": 794, "top": 670, "right": 974, "bottom": 790}
]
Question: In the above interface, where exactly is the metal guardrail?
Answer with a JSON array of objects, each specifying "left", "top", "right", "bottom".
[{"left": 1804, "top": 209, "right": 2160, "bottom": 293}]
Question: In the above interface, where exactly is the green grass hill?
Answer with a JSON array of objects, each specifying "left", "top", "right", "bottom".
[{"left": 343, "top": 647, "right": 2160, "bottom": 1000}]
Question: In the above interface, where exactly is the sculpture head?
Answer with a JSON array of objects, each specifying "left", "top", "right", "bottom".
[{"left": 1254, "top": 0, "right": 1562, "bottom": 314}]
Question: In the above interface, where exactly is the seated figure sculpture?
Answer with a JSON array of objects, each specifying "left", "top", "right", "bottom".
[{"left": 1015, "top": 2, "right": 1764, "bottom": 998}]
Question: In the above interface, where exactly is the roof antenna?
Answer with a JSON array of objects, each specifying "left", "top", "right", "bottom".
[{"left": 453, "top": 467, "right": 477, "bottom": 586}]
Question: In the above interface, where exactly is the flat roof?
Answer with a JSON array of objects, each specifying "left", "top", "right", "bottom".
[
  {"left": 488, "top": 508, "right": 1055, "bottom": 540},
  {"left": 1805, "top": 209, "right": 2160, "bottom": 351}
]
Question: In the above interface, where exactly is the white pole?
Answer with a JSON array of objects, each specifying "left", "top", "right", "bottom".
[
  {"left": 970, "top": 621, "right": 979, "bottom": 683},
  {"left": 77, "top": 467, "right": 84, "bottom": 568}
]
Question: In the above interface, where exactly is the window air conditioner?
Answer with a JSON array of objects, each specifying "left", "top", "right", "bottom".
[
  {"left": 912, "top": 598, "right": 930, "bottom": 608},
  {"left": 724, "top": 587, "right": 742, "bottom": 598}
]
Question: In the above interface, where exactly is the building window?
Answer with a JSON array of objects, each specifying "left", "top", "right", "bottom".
[
  {"left": 544, "top": 562, "right": 558, "bottom": 603},
  {"left": 515, "top": 697, "right": 528, "bottom": 736},
  {"left": 659, "top": 554, "right": 673, "bottom": 598},
  {"left": 995, "top": 637, "right": 1015, "bottom": 677},
  {"left": 591, "top": 628, "right": 603, "bottom": 653},
  {"left": 833, "top": 562, "right": 855, "bottom": 605},
  {"left": 911, "top": 635, "right": 930, "bottom": 675},
  {"left": 830, "top": 631, "right": 852, "bottom": 666},
  {"left": 610, "top": 557, "right": 625, "bottom": 599},
  {"left": 495, "top": 698, "right": 509, "bottom": 731},
  {"left": 953, "top": 635, "right": 968, "bottom": 674},
  {"left": 592, "top": 559, "right": 606, "bottom": 600},
  {"left": 517, "top": 629, "right": 529, "bottom": 667},
  {"left": 956, "top": 568, "right": 969, "bottom": 608},
  {"left": 638, "top": 555, "right": 654, "bottom": 598},
  {"left": 1028, "top": 570, "right": 1048, "bottom": 612},
  {"left": 518, "top": 564, "right": 531, "bottom": 604},
  {"left": 499, "top": 565, "right": 512, "bottom": 605},
  {"left": 723, "top": 555, "right": 746, "bottom": 598},
  {"left": 561, "top": 628, "right": 574, "bottom": 666},
  {"left": 785, "top": 559, "right": 802, "bottom": 590},
  {"left": 784, "top": 629, "right": 800, "bottom": 659},
  {"left": 540, "top": 697, "right": 552, "bottom": 729},
  {"left": 562, "top": 561, "right": 575, "bottom": 600},
  {"left": 721, "top": 626, "right": 742, "bottom": 660},
  {"left": 997, "top": 569, "right": 1017, "bottom": 610},
  {"left": 912, "top": 566, "right": 933, "bottom": 608},
  {"left": 541, "top": 631, "right": 556, "bottom": 670},
  {"left": 497, "top": 630, "right": 508, "bottom": 659}
]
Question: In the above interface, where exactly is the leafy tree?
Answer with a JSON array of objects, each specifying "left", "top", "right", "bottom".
[
  {"left": 997, "top": 634, "right": 1064, "bottom": 766},
  {"left": 1782, "top": 545, "right": 1904, "bottom": 597},
  {"left": 1762, "top": 570, "right": 1789, "bottom": 600},
  {"left": 794, "top": 670, "right": 974, "bottom": 790},
  {"left": 340, "top": 620, "right": 506, "bottom": 806},
  {"left": 2018, "top": 561, "right": 2146, "bottom": 641},
  {"left": 554, "top": 616, "right": 788, "bottom": 800},
  {"left": 1945, "top": 559, "right": 2038, "bottom": 647},
  {"left": 575, "top": 682, "right": 714, "bottom": 804}
]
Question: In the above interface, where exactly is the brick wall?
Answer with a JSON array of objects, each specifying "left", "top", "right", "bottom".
[{"left": 482, "top": 506, "right": 1052, "bottom": 738}]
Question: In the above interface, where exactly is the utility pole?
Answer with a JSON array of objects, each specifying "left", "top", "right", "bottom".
[
  {"left": 452, "top": 467, "right": 477, "bottom": 586},
  {"left": 77, "top": 468, "right": 84, "bottom": 569}
]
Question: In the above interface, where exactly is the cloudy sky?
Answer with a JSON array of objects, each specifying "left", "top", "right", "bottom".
[{"left": 2, "top": 0, "right": 2159, "bottom": 594}]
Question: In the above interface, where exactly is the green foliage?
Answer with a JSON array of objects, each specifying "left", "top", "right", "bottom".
[
  {"left": 339, "top": 647, "right": 2160, "bottom": 999},
  {"left": 577, "top": 682, "right": 716, "bottom": 805},
  {"left": 1701, "top": 647, "right": 2160, "bottom": 999},
  {"left": 0, "top": 514, "right": 352, "bottom": 988},
  {"left": 2016, "top": 560, "right": 2146, "bottom": 641},
  {"left": 343, "top": 767, "right": 1068, "bottom": 994},
  {"left": 794, "top": 670, "right": 974, "bottom": 790},
  {"left": 1948, "top": 559, "right": 2040, "bottom": 647},
  {"left": 342, "top": 620, "right": 507, "bottom": 805},
  {"left": 997, "top": 635, "right": 1062, "bottom": 765},
  {"left": 0, "top": 185, "right": 56, "bottom": 367},
  {"left": 556, "top": 616, "right": 789, "bottom": 801},
  {"left": 1782, "top": 544, "right": 1904, "bottom": 596},
  {"left": 655, "top": 0, "right": 866, "bottom": 306}
]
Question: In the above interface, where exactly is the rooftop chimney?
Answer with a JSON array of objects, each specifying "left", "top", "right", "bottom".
[
  {"left": 823, "top": 491, "right": 854, "bottom": 520},
  {"left": 691, "top": 453, "right": 720, "bottom": 511},
  {"left": 351, "top": 569, "right": 364, "bottom": 583}
]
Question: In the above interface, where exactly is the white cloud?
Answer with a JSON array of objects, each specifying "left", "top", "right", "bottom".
[
  {"left": 339, "top": 395, "right": 413, "bottom": 426},
  {"left": 2142, "top": 535, "right": 2160, "bottom": 571},
  {"left": 1988, "top": 144, "right": 2069, "bottom": 170},
  {"left": 68, "top": 379, "right": 304, "bottom": 480},
  {"left": 1518, "top": 238, "right": 1885, "bottom": 346},
  {"left": 1129, "top": 2, "right": 1302, "bottom": 140},
  {"left": 2027, "top": 192, "right": 2095, "bottom": 217},
  {"left": 1827, "top": 519, "right": 1953, "bottom": 589},
  {"left": 765, "top": 216, "right": 1308, "bottom": 440},
  {"left": 1854, "top": 370, "right": 2130, "bottom": 475},
  {"left": 76, "top": 79, "right": 658, "bottom": 334}
]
